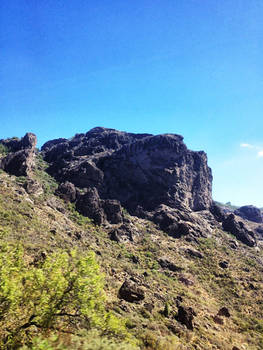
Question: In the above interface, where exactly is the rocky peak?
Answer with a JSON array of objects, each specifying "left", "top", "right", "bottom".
[
  {"left": 0, "top": 132, "right": 37, "bottom": 152},
  {"left": 0, "top": 133, "right": 37, "bottom": 176},
  {"left": 41, "top": 127, "right": 213, "bottom": 229}
]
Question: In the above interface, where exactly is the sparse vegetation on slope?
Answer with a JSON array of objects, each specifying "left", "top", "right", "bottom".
[
  {"left": 0, "top": 170, "right": 263, "bottom": 349},
  {"left": 0, "top": 130, "right": 263, "bottom": 349}
]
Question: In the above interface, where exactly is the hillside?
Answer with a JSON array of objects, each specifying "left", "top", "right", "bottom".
[{"left": 0, "top": 129, "right": 262, "bottom": 350}]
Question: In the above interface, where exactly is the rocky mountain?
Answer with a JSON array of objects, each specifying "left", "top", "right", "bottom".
[
  {"left": 41, "top": 127, "right": 212, "bottom": 215},
  {"left": 0, "top": 128, "right": 263, "bottom": 350}
]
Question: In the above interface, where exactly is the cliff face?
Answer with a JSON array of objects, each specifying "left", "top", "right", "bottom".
[
  {"left": 0, "top": 133, "right": 37, "bottom": 176},
  {"left": 41, "top": 127, "right": 213, "bottom": 217}
]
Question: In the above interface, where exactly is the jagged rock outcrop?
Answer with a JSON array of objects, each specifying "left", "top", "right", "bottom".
[
  {"left": 0, "top": 133, "right": 37, "bottom": 176},
  {"left": 118, "top": 279, "right": 145, "bottom": 303},
  {"left": 152, "top": 204, "right": 213, "bottom": 238},
  {"left": 210, "top": 202, "right": 228, "bottom": 222},
  {"left": 75, "top": 187, "right": 123, "bottom": 225},
  {"left": 56, "top": 181, "right": 77, "bottom": 202},
  {"left": 222, "top": 214, "right": 256, "bottom": 247},
  {"left": 234, "top": 205, "right": 263, "bottom": 223},
  {"left": 0, "top": 128, "right": 260, "bottom": 248},
  {"left": 41, "top": 127, "right": 213, "bottom": 230}
]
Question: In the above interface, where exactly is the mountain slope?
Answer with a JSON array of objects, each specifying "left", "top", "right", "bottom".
[{"left": 0, "top": 129, "right": 262, "bottom": 350}]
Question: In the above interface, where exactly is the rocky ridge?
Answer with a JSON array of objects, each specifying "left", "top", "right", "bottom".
[{"left": 0, "top": 127, "right": 261, "bottom": 247}]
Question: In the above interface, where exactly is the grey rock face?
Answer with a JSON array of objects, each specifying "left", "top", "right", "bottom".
[
  {"left": 118, "top": 279, "right": 145, "bottom": 303},
  {"left": 56, "top": 181, "right": 77, "bottom": 202},
  {"left": 100, "top": 134, "right": 212, "bottom": 213},
  {"left": 234, "top": 205, "right": 263, "bottom": 223},
  {"left": 0, "top": 133, "right": 37, "bottom": 176},
  {"left": 152, "top": 205, "right": 212, "bottom": 238},
  {"left": 210, "top": 202, "right": 228, "bottom": 222},
  {"left": 222, "top": 214, "right": 256, "bottom": 247},
  {"left": 75, "top": 187, "right": 123, "bottom": 225},
  {"left": 41, "top": 127, "right": 213, "bottom": 226}
]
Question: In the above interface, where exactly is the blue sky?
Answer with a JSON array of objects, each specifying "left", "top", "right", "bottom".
[{"left": 1, "top": 0, "right": 263, "bottom": 207}]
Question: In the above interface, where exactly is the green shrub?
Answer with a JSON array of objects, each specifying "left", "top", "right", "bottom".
[
  {"left": 0, "top": 244, "right": 129, "bottom": 349},
  {"left": 21, "top": 331, "right": 139, "bottom": 350},
  {"left": 33, "top": 153, "right": 58, "bottom": 194},
  {"left": 0, "top": 144, "right": 9, "bottom": 156}
]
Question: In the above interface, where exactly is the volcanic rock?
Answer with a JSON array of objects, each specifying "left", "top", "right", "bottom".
[
  {"left": 23, "top": 179, "right": 43, "bottom": 196},
  {"left": 41, "top": 127, "right": 213, "bottom": 226},
  {"left": 158, "top": 256, "right": 183, "bottom": 272},
  {"left": 256, "top": 226, "right": 263, "bottom": 235},
  {"left": 118, "top": 280, "right": 145, "bottom": 303},
  {"left": 219, "top": 261, "right": 229, "bottom": 269},
  {"left": 210, "top": 202, "right": 228, "bottom": 222},
  {"left": 234, "top": 205, "right": 263, "bottom": 223},
  {"left": 185, "top": 248, "right": 204, "bottom": 259},
  {"left": 0, "top": 133, "right": 37, "bottom": 176},
  {"left": 222, "top": 214, "right": 256, "bottom": 247},
  {"left": 56, "top": 181, "right": 77, "bottom": 202},
  {"left": 213, "top": 315, "right": 224, "bottom": 325},
  {"left": 109, "top": 223, "right": 134, "bottom": 242},
  {"left": 75, "top": 187, "right": 106, "bottom": 225},
  {"left": 152, "top": 205, "right": 212, "bottom": 238},
  {"left": 217, "top": 307, "right": 231, "bottom": 317},
  {"left": 176, "top": 305, "right": 196, "bottom": 330}
]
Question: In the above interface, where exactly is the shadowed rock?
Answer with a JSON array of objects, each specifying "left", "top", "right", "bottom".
[
  {"left": 41, "top": 127, "right": 213, "bottom": 227},
  {"left": 217, "top": 307, "right": 230, "bottom": 317},
  {"left": 158, "top": 257, "right": 183, "bottom": 272},
  {"left": 56, "top": 181, "right": 77, "bottom": 202},
  {"left": 210, "top": 202, "right": 228, "bottom": 222},
  {"left": 0, "top": 133, "right": 37, "bottom": 176},
  {"left": 176, "top": 305, "right": 196, "bottom": 330},
  {"left": 234, "top": 205, "right": 263, "bottom": 223},
  {"left": 75, "top": 187, "right": 123, "bottom": 225},
  {"left": 118, "top": 280, "right": 145, "bottom": 303},
  {"left": 222, "top": 214, "right": 256, "bottom": 247}
]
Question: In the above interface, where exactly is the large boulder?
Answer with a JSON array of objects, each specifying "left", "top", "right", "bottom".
[
  {"left": 222, "top": 214, "right": 256, "bottom": 247},
  {"left": 118, "top": 280, "right": 145, "bottom": 303},
  {"left": 152, "top": 205, "right": 212, "bottom": 238},
  {"left": 56, "top": 181, "right": 77, "bottom": 202},
  {"left": 234, "top": 205, "right": 263, "bottom": 223},
  {"left": 75, "top": 187, "right": 106, "bottom": 225},
  {"left": 176, "top": 305, "right": 197, "bottom": 330}
]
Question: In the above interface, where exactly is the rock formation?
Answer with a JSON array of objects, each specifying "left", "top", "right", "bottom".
[
  {"left": 0, "top": 127, "right": 260, "bottom": 247},
  {"left": 41, "top": 127, "right": 213, "bottom": 229},
  {"left": 234, "top": 205, "right": 263, "bottom": 223},
  {"left": 222, "top": 213, "right": 256, "bottom": 247},
  {"left": 0, "top": 133, "right": 37, "bottom": 176}
]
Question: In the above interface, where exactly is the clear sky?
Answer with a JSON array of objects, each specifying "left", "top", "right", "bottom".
[{"left": 1, "top": 0, "right": 263, "bottom": 207}]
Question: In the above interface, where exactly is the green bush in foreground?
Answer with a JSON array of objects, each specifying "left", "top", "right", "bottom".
[
  {"left": 0, "top": 244, "right": 131, "bottom": 349},
  {"left": 21, "top": 331, "right": 138, "bottom": 350}
]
